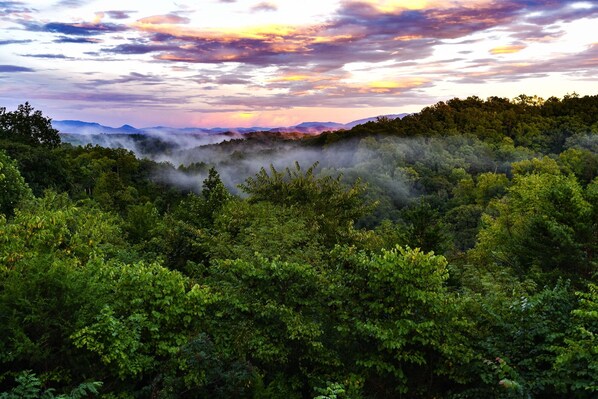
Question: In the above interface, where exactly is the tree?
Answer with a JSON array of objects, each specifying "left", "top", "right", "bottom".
[
  {"left": 331, "top": 246, "right": 473, "bottom": 397},
  {"left": 0, "top": 371, "right": 101, "bottom": 399},
  {"left": 553, "top": 282, "right": 598, "bottom": 395},
  {"left": 0, "top": 150, "right": 32, "bottom": 216},
  {"left": 471, "top": 171, "right": 595, "bottom": 281},
  {"left": 0, "top": 103, "right": 60, "bottom": 147},
  {"left": 239, "top": 162, "right": 373, "bottom": 246},
  {"left": 203, "top": 255, "right": 332, "bottom": 394},
  {"left": 399, "top": 200, "right": 451, "bottom": 254}
]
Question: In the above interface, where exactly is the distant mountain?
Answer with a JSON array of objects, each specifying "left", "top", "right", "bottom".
[{"left": 54, "top": 113, "right": 409, "bottom": 136}]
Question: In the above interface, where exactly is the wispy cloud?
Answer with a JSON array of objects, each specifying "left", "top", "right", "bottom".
[
  {"left": 20, "top": 53, "right": 73, "bottom": 59},
  {"left": 105, "top": 10, "right": 133, "bottom": 20},
  {"left": 54, "top": 36, "right": 102, "bottom": 44},
  {"left": 251, "top": 2, "right": 278, "bottom": 12},
  {"left": 0, "top": 64, "right": 34, "bottom": 72},
  {"left": 42, "top": 21, "right": 128, "bottom": 36},
  {"left": 137, "top": 14, "right": 190, "bottom": 25},
  {"left": 490, "top": 45, "right": 526, "bottom": 55},
  {"left": 0, "top": 39, "right": 32, "bottom": 45}
]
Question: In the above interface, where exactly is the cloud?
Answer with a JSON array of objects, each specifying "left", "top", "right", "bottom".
[
  {"left": 0, "top": 39, "right": 32, "bottom": 45},
  {"left": 54, "top": 36, "right": 102, "bottom": 43},
  {"left": 35, "top": 90, "right": 187, "bottom": 106},
  {"left": 43, "top": 21, "right": 128, "bottom": 36},
  {"left": 2, "top": 0, "right": 596, "bottom": 124},
  {"left": 105, "top": 10, "right": 133, "bottom": 20},
  {"left": 113, "top": 0, "right": 576, "bottom": 73},
  {"left": 107, "top": 42, "right": 179, "bottom": 54},
  {"left": 457, "top": 43, "right": 598, "bottom": 83},
  {"left": 54, "top": 0, "right": 86, "bottom": 7},
  {"left": 0, "top": 0, "right": 33, "bottom": 21},
  {"left": 203, "top": 77, "right": 431, "bottom": 110},
  {"left": 507, "top": 24, "right": 565, "bottom": 43},
  {"left": 0, "top": 64, "right": 34, "bottom": 72},
  {"left": 214, "top": 74, "right": 252, "bottom": 85},
  {"left": 20, "top": 53, "right": 72, "bottom": 59},
  {"left": 0, "top": 0, "right": 31, "bottom": 14},
  {"left": 251, "top": 2, "right": 277, "bottom": 12},
  {"left": 85, "top": 0, "right": 596, "bottom": 113},
  {"left": 82, "top": 72, "right": 165, "bottom": 87},
  {"left": 490, "top": 45, "right": 526, "bottom": 54},
  {"left": 137, "top": 14, "right": 191, "bottom": 25}
]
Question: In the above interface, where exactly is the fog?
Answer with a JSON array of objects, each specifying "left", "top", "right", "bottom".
[
  {"left": 61, "top": 130, "right": 244, "bottom": 161},
  {"left": 62, "top": 130, "right": 542, "bottom": 220}
]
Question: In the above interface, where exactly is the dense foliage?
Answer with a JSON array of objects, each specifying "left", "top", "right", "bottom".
[{"left": 0, "top": 96, "right": 596, "bottom": 398}]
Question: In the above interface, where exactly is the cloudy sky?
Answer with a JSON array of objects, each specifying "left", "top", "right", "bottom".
[{"left": 0, "top": 0, "right": 597, "bottom": 128}]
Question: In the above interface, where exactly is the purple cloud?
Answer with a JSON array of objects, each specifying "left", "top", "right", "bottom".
[
  {"left": 44, "top": 21, "right": 128, "bottom": 36},
  {"left": 0, "top": 39, "right": 32, "bottom": 45},
  {"left": 0, "top": 1, "right": 31, "bottom": 16},
  {"left": 54, "top": 36, "right": 102, "bottom": 43},
  {"left": 20, "top": 53, "right": 72, "bottom": 59},
  {"left": 0, "top": 64, "right": 34, "bottom": 72},
  {"left": 105, "top": 10, "right": 133, "bottom": 20},
  {"left": 251, "top": 2, "right": 278, "bottom": 12}
]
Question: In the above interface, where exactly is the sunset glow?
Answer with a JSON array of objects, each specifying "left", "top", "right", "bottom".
[{"left": 0, "top": 0, "right": 597, "bottom": 127}]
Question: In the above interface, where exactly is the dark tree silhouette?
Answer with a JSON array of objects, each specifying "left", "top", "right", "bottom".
[{"left": 0, "top": 102, "right": 60, "bottom": 147}]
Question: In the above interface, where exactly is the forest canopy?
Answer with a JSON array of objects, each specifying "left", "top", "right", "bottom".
[{"left": 0, "top": 95, "right": 596, "bottom": 398}]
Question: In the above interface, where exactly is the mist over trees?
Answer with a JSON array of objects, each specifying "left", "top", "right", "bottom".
[{"left": 0, "top": 95, "right": 596, "bottom": 398}]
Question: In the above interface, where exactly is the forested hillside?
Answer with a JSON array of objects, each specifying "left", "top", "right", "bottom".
[{"left": 0, "top": 95, "right": 596, "bottom": 398}]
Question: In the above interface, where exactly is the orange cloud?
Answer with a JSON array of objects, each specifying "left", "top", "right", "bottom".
[
  {"left": 132, "top": 21, "right": 300, "bottom": 41},
  {"left": 364, "top": 78, "right": 428, "bottom": 92},
  {"left": 490, "top": 45, "right": 526, "bottom": 54},
  {"left": 351, "top": 0, "right": 494, "bottom": 13},
  {"left": 137, "top": 14, "right": 190, "bottom": 25}
]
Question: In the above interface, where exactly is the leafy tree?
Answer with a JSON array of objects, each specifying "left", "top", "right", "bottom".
[
  {"left": 70, "top": 259, "right": 212, "bottom": 382},
  {"left": 0, "top": 150, "right": 32, "bottom": 216},
  {"left": 0, "top": 103, "right": 60, "bottom": 147},
  {"left": 239, "top": 162, "right": 373, "bottom": 246},
  {"left": 173, "top": 167, "right": 232, "bottom": 229},
  {"left": 202, "top": 255, "right": 333, "bottom": 397},
  {"left": 399, "top": 200, "right": 451, "bottom": 254},
  {"left": 553, "top": 282, "right": 598, "bottom": 395},
  {"left": 0, "top": 371, "right": 101, "bottom": 399},
  {"left": 472, "top": 171, "right": 595, "bottom": 281},
  {"left": 331, "top": 246, "right": 473, "bottom": 397},
  {"left": 206, "top": 199, "right": 326, "bottom": 265},
  {"left": 457, "top": 281, "right": 577, "bottom": 398},
  {"left": 0, "top": 193, "right": 127, "bottom": 384}
]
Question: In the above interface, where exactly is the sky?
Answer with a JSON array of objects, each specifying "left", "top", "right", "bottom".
[{"left": 0, "top": 0, "right": 597, "bottom": 128}]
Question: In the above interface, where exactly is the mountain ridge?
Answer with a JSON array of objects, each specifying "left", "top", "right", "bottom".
[{"left": 53, "top": 114, "right": 409, "bottom": 136}]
